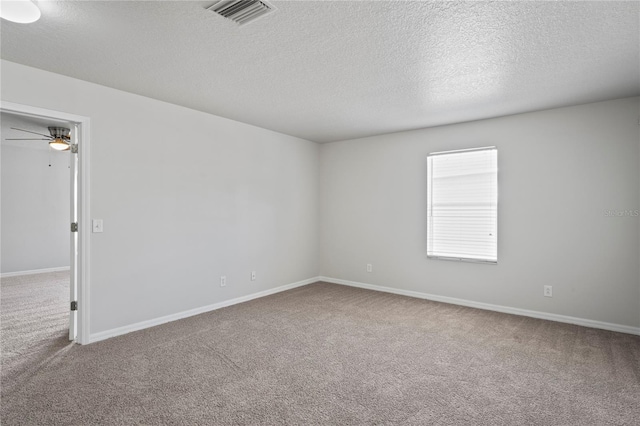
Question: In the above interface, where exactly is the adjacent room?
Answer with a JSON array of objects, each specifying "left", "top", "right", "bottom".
[
  {"left": 1, "top": 112, "right": 76, "bottom": 374},
  {"left": 1, "top": 1, "right": 639, "bottom": 425}
]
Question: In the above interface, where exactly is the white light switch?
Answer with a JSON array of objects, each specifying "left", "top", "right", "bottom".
[{"left": 92, "top": 219, "right": 103, "bottom": 233}]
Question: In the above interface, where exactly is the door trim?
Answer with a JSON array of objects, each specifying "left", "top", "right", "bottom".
[{"left": 1, "top": 101, "right": 91, "bottom": 345}]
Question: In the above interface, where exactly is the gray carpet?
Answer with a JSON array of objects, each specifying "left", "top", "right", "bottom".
[
  {"left": 1, "top": 271, "right": 70, "bottom": 381},
  {"left": 1, "top": 277, "right": 639, "bottom": 425}
]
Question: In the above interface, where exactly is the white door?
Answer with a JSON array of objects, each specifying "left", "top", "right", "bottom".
[{"left": 69, "top": 126, "right": 78, "bottom": 341}]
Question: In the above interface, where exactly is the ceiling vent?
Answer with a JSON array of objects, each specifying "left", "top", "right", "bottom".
[{"left": 207, "top": 0, "right": 276, "bottom": 26}]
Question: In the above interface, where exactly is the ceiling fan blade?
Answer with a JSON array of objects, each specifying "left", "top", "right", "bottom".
[
  {"left": 4, "top": 138, "right": 51, "bottom": 141},
  {"left": 10, "top": 127, "right": 52, "bottom": 138}
]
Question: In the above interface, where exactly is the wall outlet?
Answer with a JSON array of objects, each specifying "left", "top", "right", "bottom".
[
  {"left": 92, "top": 219, "right": 103, "bottom": 233},
  {"left": 366, "top": 263, "right": 372, "bottom": 273},
  {"left": 220, "top": 276, "right": 227, "bottom": 287},
  {"left": 544, "top": 285, "right": 552, "bottom": 297},
  {"left": 251, "top": 271, "right": 256, "bottom": 281}
]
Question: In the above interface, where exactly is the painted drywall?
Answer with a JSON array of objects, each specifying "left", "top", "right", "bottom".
[
  {"left": 1, "top": 144, "right": 70, "bottom": 273},
  {"left": 1, "top": 60, "right": 320, "bottom": 335},
  {"left": 320, "top": 97, "right": 640, "bottom": 328}
]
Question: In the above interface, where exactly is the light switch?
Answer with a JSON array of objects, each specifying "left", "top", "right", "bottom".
[{"left": 92, "top": 219, "right": 103, "bottom": 233}]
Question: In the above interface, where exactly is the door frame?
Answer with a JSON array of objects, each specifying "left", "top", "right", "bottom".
[{"left": 1, "top": 101, "right": 91, "bottom": 345}]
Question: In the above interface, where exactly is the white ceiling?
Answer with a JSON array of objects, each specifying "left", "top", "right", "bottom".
[{"left": 1, "top": 1, "right": 638, "bottom": 143}]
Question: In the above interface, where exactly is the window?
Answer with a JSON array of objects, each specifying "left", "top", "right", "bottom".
[{"left": 427, "top": 147, "right": 498, "bottom": 263}]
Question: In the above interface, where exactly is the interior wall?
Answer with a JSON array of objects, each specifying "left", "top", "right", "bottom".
[
  {"left": 1, "top": 144, "right": 70, "bottom": 273},
  {"left": 1, "top": 60, "right": 320, "bottom": 335},
  {"left": 320, "top": 97, "right": 640, "bottom": 328},
  {"left": 3, "top": 58, "right": 637, "bottom": 335}
]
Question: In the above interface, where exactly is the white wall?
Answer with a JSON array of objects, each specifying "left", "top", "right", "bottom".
[
  {"left": 320, "top": 97, "right": 640, "bottom": 328},
  {"left": 1, "top": 60, "right": 320, "bottom": 335},
  {"left": 2, "top": 59, "right": 637, "bottom": 336},
  {"left": 1, "top": 144, "right": 70, "bottom": 273}
]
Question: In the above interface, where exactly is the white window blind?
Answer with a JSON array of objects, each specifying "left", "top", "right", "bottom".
[{"left": 427, "top": 147, "right": 498, "bottom": 263}]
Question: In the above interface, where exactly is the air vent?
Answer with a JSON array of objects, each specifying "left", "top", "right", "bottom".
[{"left": 207, "top": 0, "right": 276, "bottom": 26}]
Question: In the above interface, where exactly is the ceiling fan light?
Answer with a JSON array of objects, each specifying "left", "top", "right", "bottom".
[
  {"left": 49, "top": 138, "right": 70, "bottom": 151},
  {"left": 0, "top": 0, "right": 41, "bottom": 24}
]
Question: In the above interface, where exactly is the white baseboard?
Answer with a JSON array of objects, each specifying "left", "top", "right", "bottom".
[
  {"left": 1, "top": 266, "right": 70, "bottom": 278},
  {"left": 87, "top": 275, "right": 640, "bottom": 343},
  {"left": 88, "top": 276, "right": 319, "bottom": 344},
  {"left": 319, "top": 276, "right": 640, "bottom": 336}
]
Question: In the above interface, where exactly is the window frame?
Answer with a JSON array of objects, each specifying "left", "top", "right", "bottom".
[{"left": 427, "top": 146, "right": 498, "bottom": 264}]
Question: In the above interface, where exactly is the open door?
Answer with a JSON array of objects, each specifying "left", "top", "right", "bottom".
[
  {"left": 2, "top": 101, "right": 90, "bottom": 344},
  {"left": 69, "top": 126, "right": 79, "bottom": 341}
]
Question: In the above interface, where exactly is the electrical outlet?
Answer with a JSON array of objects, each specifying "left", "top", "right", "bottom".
[
  {"left": 92, "top": 219, "right": 103, "bottom": 233},
  {"left": 366, "top": 263, "right": 372, "bottom": 273},
  {"left": 220, "top": 276, "right": 227, "bottom": 287},
  {"left": 251, "top": 271, "right": 256, "bottom": 281},
  {"left": 544, "top": 285, "right": 552, "bottom": 297}
]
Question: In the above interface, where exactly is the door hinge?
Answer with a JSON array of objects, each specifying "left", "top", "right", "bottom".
[
  {"left": 71, "top": 222, "right": 78, "bottom": 232},
  {"left": 71, "top": 301, "right": 78, "bottom": 311},
  {"left": 71, "top": 144, "right": 78, "bottom": 154}
]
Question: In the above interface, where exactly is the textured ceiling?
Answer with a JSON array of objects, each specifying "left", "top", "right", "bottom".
[{"left": 1, "top": 1, "right": 638, "bottom": 143}]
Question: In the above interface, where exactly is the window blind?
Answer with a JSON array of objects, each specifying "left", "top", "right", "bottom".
[{"left": 427, "top": 147, "right": 498, "bottom": 263}]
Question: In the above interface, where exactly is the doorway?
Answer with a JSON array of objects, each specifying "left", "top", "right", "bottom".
[{"left": 1, "top": 101, "right": 90, "bottom": 345}]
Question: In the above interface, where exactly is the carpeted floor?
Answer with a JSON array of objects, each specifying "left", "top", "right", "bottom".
[
  {"left": 1, "top": 271, "right": 70, "bottom": 382},
  {"left": 1, "top": 277, "right": 639, "bottom": 425}
]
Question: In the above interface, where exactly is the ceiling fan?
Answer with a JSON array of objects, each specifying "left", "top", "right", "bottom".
[{"left": 5, "top": 126, "right": 72, "bottom": 151}]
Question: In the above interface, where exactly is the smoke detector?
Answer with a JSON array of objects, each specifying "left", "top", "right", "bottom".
[{"left": 207, "top": 0, "right": 276, "bottom": 26}]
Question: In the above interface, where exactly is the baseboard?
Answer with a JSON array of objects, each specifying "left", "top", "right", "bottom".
[
  {"left": 88, "top": 275, "right": 640, "bottom": 343},
  {"left": 1, "top": 266, "right": 70, "bottom": 278},
  {"left": 88, "top": 276, "right": 320, "bottom": 344},
  {"left": 319, "top": 276, "right": 640, "bottom": 336}
]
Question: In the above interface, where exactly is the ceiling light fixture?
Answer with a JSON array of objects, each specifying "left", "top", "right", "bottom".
[
  {"left": 49, "top": 137, "right": 70, "bottom": 151},
  {"left": 0, "top": 0, "right": 41, "bottom": 24}
]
